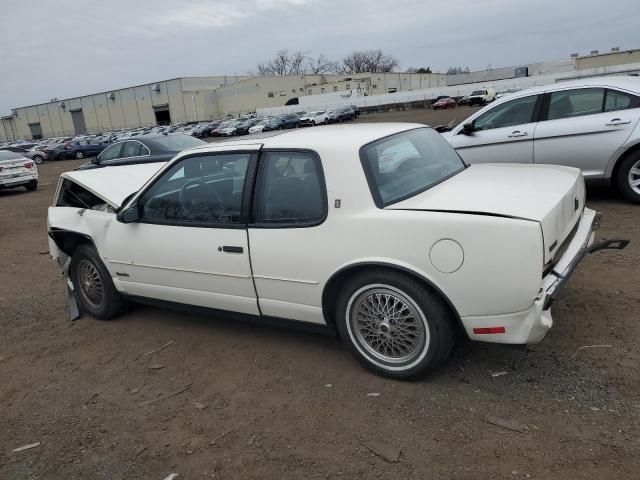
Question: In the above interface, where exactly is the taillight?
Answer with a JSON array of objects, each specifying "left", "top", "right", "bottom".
[{"left": 24, "top": 162, "right": 34, "bottom": 169}]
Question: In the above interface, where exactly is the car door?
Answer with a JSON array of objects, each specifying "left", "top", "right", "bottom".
[
  {"left": 533, "top": 87, "right": 640, "bottom": 179},
  {"left": 101, "top": 146, "right": 261, "bottom": 315},
  {"left": 449, "top": 94, "right": 540, "bottom": 164},
  {"left": 248, "top": 149, "right": 328, "bottom": 324}
]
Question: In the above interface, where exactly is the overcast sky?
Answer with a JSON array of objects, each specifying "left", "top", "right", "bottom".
[{"left": 1, "top": 0, "right": 638, "bottom": 113}]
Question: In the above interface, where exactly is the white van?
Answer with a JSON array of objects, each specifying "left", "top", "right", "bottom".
[{"left": 468, "top": 87, "right": 496, "bottom": 106}]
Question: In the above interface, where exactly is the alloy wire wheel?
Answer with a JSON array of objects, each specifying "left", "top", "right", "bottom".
[
  {"left": 77, "top": 259, "right": 105, "bottom": 310},
  {"left": 348, "top": 285, "right": 428, "bottom": 365},
  {"left": 336, "top": 271, "right": 456, "bottom": 378},
  {"left": 76, "top": 151, "right": 84, "bottom": 159}
]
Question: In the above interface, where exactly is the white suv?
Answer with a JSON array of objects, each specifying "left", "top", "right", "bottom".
[{"left": 444, "top": 77, "right": 640, "bottom": 203}]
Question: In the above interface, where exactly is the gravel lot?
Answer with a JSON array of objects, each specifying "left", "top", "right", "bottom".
[{"left": 1, "top": 108, "right": 639, "bottom": 479}]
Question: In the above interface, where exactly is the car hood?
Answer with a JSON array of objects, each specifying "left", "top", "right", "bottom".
[
  {"left": 61, "top": 162, "right": 165, "bottom": 208},
  {"left": 387, "top": 163, "right": 585, "bottom": 264}
]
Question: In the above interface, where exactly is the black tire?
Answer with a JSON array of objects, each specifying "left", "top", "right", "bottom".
[
  {"left": 616, "top": 150, "right": 640, "bottom": 204},
  {"left": 69, "top": 244, "right": 128, "bottom": 320},
  {"left": 324, "top": 119, "right": 329, "bottom": 125},
  {"left": 33, "top": 155, "right": 44, "bottom": 164},
  {"left": 25, "top": 180, "right": 38, "bottom": 191},
  {"left": 75, "top": 151, "right": 84, "bottom": 159},
  {"left": 335, "top": 270, "right": 455, "bottom": 379}
]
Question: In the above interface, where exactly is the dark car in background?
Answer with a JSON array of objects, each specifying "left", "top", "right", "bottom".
[
  {"left": 77, "top": 134, "right": 206, "bottom": 170},
  {"left": 327, "top": 107, "right": 356, "bottom": 123},
  {"left": 192, "top": 122, "right": 218, "bottom": 138},
  {"left": 234, "top": 119, "right": 259, "bottom": 135},
  {"left": 65, "top": 139, "right": 108, "bottom": 160},
  {"left": 47, "top": 144, "right": 72, "bottom": 161},
  {"left": 280, "top": 113, "right": 302, "bottom": 129}
]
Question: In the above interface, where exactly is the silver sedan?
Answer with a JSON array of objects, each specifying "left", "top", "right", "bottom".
[{"left": 444, "top": 76, "right": 640, "bottom": 203}]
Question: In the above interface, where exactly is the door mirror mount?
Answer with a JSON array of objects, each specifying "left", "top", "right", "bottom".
[
  {"left": 116, "top": 203, "right": 140, "bottom": 223},
  {"left": 461, "top": 122, "right": 476, "bottom": 135}
]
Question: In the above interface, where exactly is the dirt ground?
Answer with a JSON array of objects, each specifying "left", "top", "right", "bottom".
[{"left": 1, "top": 108, "right": 639, "bottom": 479}]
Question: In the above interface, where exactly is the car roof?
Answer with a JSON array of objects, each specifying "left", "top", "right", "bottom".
[
  {"left": 186, "top": 123, "right": 423, "bottom": 152},
  {"left": 493, "top": 75, "right": 640, "bottom": 103}
]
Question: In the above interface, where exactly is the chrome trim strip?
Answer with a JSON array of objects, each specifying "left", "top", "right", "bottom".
[
  {"left": 252, "top": 274, "right": 318, "bottom": 285},
  {"left": 107, "top": 259, "right": 250, "bottom": 279}
]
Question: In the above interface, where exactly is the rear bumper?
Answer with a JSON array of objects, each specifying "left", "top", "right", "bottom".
[
  {"left": 461, "top": 208, "right": 627, "bottom": 344},
  {"left": 0, "top": 172, "right": 38, "bottom": 188}
]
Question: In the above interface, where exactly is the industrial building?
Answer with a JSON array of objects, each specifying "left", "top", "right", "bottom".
[
  {"left": 0, "top": 72, "right": 446, "bottom": 141},
  {"left": 2, "top": 47, "right": 640, "bottom": 142}
]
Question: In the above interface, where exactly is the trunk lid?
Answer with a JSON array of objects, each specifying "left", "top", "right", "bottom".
[
  {"left": 0, "top": 158, "right": 34, "bottom": 177},
  {"left": 387, "top": 163, "right": 585, "bottom": 264}
]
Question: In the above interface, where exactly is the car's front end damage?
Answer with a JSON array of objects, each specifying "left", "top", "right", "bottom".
[{"left": 47, "top": 162, "right": 165, "bottom": 319}]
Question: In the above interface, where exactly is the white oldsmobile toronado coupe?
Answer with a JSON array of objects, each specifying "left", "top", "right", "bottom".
[{"left": 47, "top": 124, "right": 627, "bottom": 378}]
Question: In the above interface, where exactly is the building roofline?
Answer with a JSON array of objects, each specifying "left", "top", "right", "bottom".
[
  {"left": 3, "top": 74, "right": 250, "bottom": 114},
  {"left": 578, "top": 47, "right": 640, "bottom": 59}
]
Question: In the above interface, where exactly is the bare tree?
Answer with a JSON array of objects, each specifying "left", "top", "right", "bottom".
[
  {"left": 340, "top": 49, "right": 399, "bottom": 74},
  {"left": 306, "top": 54, "right": 337, "bottom": 75},
  {"left": 257, "top": 50, "right": 308, "bottom": 76}
]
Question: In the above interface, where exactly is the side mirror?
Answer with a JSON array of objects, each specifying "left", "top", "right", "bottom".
[
  {"left": 92, "top": 155, "right": 99, "bottom": 164},
  {"left": 116, "top": 203, "right": 140, "bottom": 223},
  {"left": 461, "top": 122, "right": 475, "bottom": 135}
]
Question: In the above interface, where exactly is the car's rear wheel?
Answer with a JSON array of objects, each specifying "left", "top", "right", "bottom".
[
  {"left": 336, "top": 271, "right": 455, "bottom": 378},
  {"left": 75, "top": 151, "right": 84, "bottom": 159},
  {"left": 33, "top": 155, "right": 44, "bottom": 164},
  {"left": 25, "top": 180, "right": 38, "bottom": 191},
  {"left": 616, "top": 151, "right": 640, "bottom": 204},
  {"left": 70, "top": 244, "right": 128, "bottom": 320}
]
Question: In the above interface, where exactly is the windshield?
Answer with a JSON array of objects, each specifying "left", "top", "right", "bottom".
[
  {"left": 153, "top": 134, "right": 205, "bottom": 150},
  {"left": 471, "top": 90, "right": 487, "bottom": 96},
  {"left": 360, "top": 128, "right": 465, "bottom": 207}
]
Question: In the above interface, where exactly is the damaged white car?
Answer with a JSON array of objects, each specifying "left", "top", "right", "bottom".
[{"left": 47, "top": 124, "right": 628, "bottom": 378}]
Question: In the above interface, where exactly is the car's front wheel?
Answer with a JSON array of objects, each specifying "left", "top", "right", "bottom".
[
  {"left": 336, "top": 271, "right": 455, "bottom": 378},
  {"left": 75, "top": 151, "right": 84, "bottom": 159},
  {"left": 616, "top": 151, "right": 640, "bottom": 204},
  {"left": 33, "top": 155, "right": 44, "bottom": 164},
  {"left": 69, "top": 244, "right": 128, "bottom": 320}
]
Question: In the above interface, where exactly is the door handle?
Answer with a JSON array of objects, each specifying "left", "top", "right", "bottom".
[
  {"left": 220, "top": 246, "right": 243, "bottom": 254},
  {"left": 605, "top": 118, "right": 631, "bottom": 126},
  {"left": 508, "top": 131, "right": 528, "bottom": 138}
]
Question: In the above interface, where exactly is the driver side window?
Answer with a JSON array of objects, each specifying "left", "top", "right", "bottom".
[
  {"left": 139, "top": 153, "right": 251, "bottom": 225},
  {"left": 473, "top": 95, "right": 538, "bottom": 131}
]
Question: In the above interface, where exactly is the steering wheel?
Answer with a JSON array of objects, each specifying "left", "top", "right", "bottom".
[{"left": 178, "top": 180, "right": 224, "bottom": 220}]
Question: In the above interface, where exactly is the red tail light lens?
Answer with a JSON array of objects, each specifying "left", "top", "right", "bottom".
[{"left": 23, "top": 162, "right": 34, "bottom": 169}]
